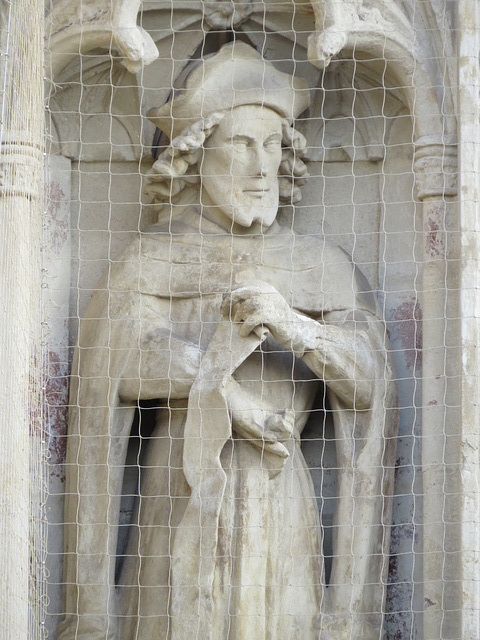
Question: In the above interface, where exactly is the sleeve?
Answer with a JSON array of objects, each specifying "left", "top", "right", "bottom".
[
  {"left": 312, "top": 309, "right": 398, "bottom": 639},
  {"left": 57, "top": 289, "right": 203, "bottom": 640},
  {"left": 299, "top": 309, "right": 378, "bottom": 411}
]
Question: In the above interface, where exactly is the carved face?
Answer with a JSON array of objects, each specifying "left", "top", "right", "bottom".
[{"left": 200, "top": 105, "right": 283, "bottom": 229}]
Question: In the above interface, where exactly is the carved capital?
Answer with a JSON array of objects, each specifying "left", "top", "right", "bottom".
[
  {"left": 203, "top": 0, "right": 254, "bottom": 29},
  {"left": 413, "top": 137, "right": 457, "bottom": 201},
  {"left": 0, "top": 135, "right": 43, "bottom": 199}
]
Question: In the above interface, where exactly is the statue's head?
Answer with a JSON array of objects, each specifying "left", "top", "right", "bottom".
[{"left": 145, "top": 43, "right": 310, "bottom": 229}]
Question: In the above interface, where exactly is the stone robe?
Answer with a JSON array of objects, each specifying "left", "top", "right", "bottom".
[{"left": 57, "top": 208, "right": 397, "bottom": 640}]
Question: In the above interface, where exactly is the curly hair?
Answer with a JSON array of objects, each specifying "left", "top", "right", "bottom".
[{"left": 144, "top": 112, "right": 309, "bottom": 206}]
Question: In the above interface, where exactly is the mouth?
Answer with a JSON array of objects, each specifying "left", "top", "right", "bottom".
[{"left": 243, "top": 188, "right": 270, "bottom": 198}]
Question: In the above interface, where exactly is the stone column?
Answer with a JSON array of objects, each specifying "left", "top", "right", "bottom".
[
  {"left": 457, "top": 2, "right": 480, "bottom": 638},
  {"left": 414, "top": 139, "right": 459, "bottom": 640},
  {"left": 0, "top": 0, "right": 44, "bottom": 638}
]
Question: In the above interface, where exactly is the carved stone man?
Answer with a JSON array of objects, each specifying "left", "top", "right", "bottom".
[{"left": 58, "top": 43, "right": 397, "bottom": 640}]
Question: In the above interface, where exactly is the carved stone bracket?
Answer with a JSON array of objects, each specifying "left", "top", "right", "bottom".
[
  {"left": 413, "top": 137, "right": 458, "bottom": 201},
  {"left": 47, "top": 0, "right": 158, "bottom": 78},
  {"left": 203, "top": 0, "right": 254, "bottom": 30},
  {"left": 111, "top": 0, "right": 158, "bottom": 72},
  {"left": 307, "top": 0, "right": 413, "bottom": 69},
  {"left": 306, "top": 0, "right": 447, "bottom": 147}
]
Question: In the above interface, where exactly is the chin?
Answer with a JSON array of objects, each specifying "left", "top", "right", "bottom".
[{"left": 228, "top": 205, "right": 278, "bottom": 229}]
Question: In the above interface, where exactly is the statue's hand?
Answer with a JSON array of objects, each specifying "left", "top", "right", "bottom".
[
  {"left": 265, "top": 409, "right": 295, "bottom": 442},
  {"left": 232, "top": 408, "right": 289, "bottom": 459},
  {"left": 221, "top": 280, "right": 296, "bottom": 346}
]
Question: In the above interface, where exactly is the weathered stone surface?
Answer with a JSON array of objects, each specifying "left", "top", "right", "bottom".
[
  {"left": 39, "top": 3, "right": 470, "bottom": 639},
  {"left": 57, "top": 44, "right": 398, "bottom": 640}
]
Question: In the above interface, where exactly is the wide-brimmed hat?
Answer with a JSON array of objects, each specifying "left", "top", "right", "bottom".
[{"left": 147, "top": 42, "right": 310, "bottom": 139}]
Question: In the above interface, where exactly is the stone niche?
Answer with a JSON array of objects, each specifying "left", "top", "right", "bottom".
[{"left": 44, "top": 2, "right": 458, "bottom": 638}]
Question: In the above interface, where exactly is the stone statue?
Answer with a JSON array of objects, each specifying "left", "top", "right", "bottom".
[{"left": 57, "top": 43, "right": 397, "bottom": 640}]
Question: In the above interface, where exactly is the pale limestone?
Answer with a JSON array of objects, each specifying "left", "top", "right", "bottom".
[
  {"left": 57, "top": 44, "right": 398, "bottom": 640},
  {"left": 0, "top": 1, "right": 44, "bottom": 638},
  {"left": 0, "top": 0, "right": 470, "bottom": 638}
]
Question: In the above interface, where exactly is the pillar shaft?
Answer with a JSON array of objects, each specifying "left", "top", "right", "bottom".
[
  {"left": 415, "top": 142, "right": 459, "bottom": 640},
  {"left": 0, "top": 0, "right": 44, "bottom": 638},
  {"left": 458, "top": 1, "right": 480, "bottom": 637}
]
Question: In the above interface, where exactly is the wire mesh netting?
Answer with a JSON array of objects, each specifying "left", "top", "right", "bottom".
[{"left": 0, "top": 0, "right": 465, "bottom": 638}]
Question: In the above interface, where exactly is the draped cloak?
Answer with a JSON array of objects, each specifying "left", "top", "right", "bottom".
[{"left": 57, "top": 209, "right": 398, "bottom": 640}]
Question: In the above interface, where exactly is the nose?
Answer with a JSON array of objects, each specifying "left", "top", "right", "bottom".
[{"left": 251, "top": 146, "right": 267, "bottom": 178}]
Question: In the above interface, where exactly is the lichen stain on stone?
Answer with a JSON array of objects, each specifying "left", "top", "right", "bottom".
[
  {"left": 384, "top": 616, "right": 413, "bottom": 640},
  {"left": 87, "top": 8, "right": 109, "bottom": 24},
  {"left": 45, "top": 349, "right": 69, "bottom": 478},
  {"left": 29, "top": 350, "right": 43, "bottom": 438},
  {"left": 389, "top": 299, "right": 423, "bottom": 370},
  {"left": 390, "top": 513, "right": 415, "bottom": 548},
  {"left": 385, "top": 553, "right": 414, "bottom": 640},
  {"left": 425, "top": 207, "right": 445, "bottom": 259},
  {"left": 46, "top": 180, "right": 68, "bottom": 255},
  {"left": 394, "top": 456, "right": 408, "bottom": 482},
  {"left": 385, "top": 494, "right": 416, "bottom": 639}
]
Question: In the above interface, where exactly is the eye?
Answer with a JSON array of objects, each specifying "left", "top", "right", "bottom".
[
  {"left": 264, "top": 137, "right": 282, "bottom": 151},
  {"left": 231, "top": 137, "right": 249, "bottom": 150}
]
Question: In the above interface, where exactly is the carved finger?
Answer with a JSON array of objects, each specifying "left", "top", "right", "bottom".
[
  {"left": 221, "top": 292, "right": 249, "bottom": 318},
  {"left": 237, "top": 434, "right": 289, "bottom": 460},
  {"left": 238, "top": 314, "right": 265, "bottom": 338},
  {"left": 266, "top": 412, "right": 294, "bottom": 440},
  {"left": 233, "top": 302, "right": 257, "bottom": 324},
  {"left": 220, "top": 295, "right": 232, "bottom": 318},
  {"left": 228, "top": 285, "right": 264, "bottom": 304},
  {"left": 261, "top": 440, "right": 289, "bottom": 459},
  {"left": 234, "top": 421, "right": 277, "bottom": 444}
]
